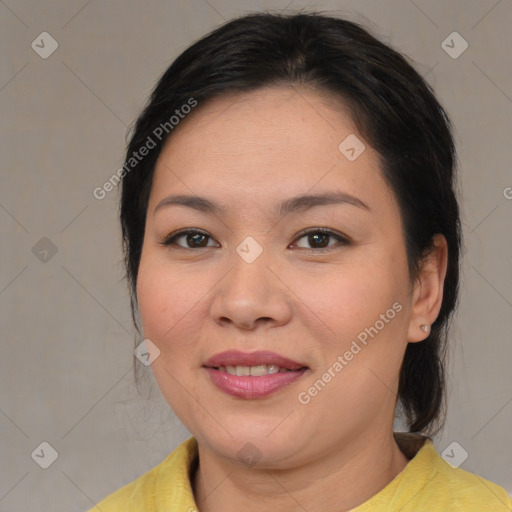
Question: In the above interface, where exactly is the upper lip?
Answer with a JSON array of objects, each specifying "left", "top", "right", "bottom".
[{"left": 203, "top": 350, "right": 308, "bottom": 370}]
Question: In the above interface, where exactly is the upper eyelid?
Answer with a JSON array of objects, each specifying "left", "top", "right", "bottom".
[
  {"left": 294, "top": 227, "right": 349, "bottom": 240},
  {"left": 162, "top": 228, "right": 218, "bottom": 246},
  {"left": 292, "top": 229, "right": 350, "bottom": 248}
]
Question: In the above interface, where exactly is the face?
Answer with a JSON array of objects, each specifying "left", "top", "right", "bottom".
[{"left": 136, "top": 87, "right": 416, "bottom": 468}]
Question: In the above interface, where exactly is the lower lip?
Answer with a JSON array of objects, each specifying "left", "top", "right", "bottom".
[{"left": 204, "top": 367, "right": 308, "bottom": 399}]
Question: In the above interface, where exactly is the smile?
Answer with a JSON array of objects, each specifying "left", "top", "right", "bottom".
[
  {"left": 215, "top": 364, "right": 294, "bottom": 376},
  {"left": 202, "top": 350, "right": 309, "bottom": 399}
]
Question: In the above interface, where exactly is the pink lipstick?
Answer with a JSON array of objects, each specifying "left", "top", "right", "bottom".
[{"left": 203, "top": 350, "right": 309, "bottom": 399}]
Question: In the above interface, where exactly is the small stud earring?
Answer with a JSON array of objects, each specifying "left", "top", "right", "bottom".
[{"left": 420, "top": 324, "right": 430, "bottom": 333}]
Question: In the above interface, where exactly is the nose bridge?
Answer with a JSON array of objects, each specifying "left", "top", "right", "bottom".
[
  {"left": 231, "top": 239, "right": 272, "bottom": 295},
  {"left": 210, "top": 238, "right": 292, "bottom": 328}
]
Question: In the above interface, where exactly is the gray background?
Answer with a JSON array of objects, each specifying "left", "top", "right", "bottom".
[{"left": 1, "top": 0, "right": 511, "bottom": 510}]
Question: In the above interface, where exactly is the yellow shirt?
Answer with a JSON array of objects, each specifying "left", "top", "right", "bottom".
[{"left": 89, "top": 433, "right": 511, "bottom": 511}]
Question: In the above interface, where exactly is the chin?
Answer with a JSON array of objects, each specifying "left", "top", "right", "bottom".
[{"left": 194, "top": 423, "right": 307, "bottom": 468}]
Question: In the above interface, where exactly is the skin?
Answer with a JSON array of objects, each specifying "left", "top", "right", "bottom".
[{"left": 136, "top": 86, "right": 448, "bottom": 511}]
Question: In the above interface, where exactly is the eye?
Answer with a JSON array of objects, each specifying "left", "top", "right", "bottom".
[
  {"left": 292, "top": 228, "right": 351, "bottom": 250},
  {"left": 160, "top": 227, "right": 350, "bottom": 251},
  {"left": 160, "top": 229, "right": 219, "bottom": 249}
]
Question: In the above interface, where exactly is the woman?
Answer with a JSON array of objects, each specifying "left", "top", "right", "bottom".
[{"left": 90, "top": 12, "right": 511, "bottom": 511}]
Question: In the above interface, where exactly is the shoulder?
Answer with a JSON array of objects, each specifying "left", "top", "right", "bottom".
[
  {"left": 396, "top": 435, "right": 511, "bottom": 511},
  {"left": 428, "top": 448, "right": 511, "bottom": 511},
  {"left": 87, "top": 436, "right": 198, "bottom": 512}
]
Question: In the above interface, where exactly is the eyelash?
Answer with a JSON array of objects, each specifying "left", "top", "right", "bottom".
[{"left": 159, "top": 228, "right": 351, "bottom": 252}]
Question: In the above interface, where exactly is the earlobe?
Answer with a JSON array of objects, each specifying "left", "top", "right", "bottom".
[{"left": 407, "top": 234, "right": 448, "bottom": 343}]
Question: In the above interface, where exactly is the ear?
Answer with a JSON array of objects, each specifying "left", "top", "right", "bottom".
[{"left": 407, "top": 234, "right": 449, "bottom": 342}]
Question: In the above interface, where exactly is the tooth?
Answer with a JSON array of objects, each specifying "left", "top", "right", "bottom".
[
  {"left": 250, "top": 365, "right": 268, "bottom": 376},
  {"left": 236, "top": 366, "right": 251, "bottom": 376},
  {"left": 218, "top": 365, "right": 287, "bottom": 376}
]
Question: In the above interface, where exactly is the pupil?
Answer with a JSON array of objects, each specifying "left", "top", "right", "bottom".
[
  {"left": 310, "top": 233, "right": 328, "bottom": 248},
  {"left": 188, "top": 233, "right": 207, "bottom": 247}
]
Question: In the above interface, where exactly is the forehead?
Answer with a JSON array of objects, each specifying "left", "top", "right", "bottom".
[
  {"left": 150, "top": 87, "right": 395, "bottom": 216},
  {"left": 160, "top": 87, "right": 356, "bottom": 164}
]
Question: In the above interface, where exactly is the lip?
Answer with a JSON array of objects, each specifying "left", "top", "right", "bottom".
[
  {"left": 203, "top": 350, "right": 307, "bottom": 370},
  {"left": 203, "top": 350, "right": 309, "bottom": 400},
  {"left": 204, "top": 367, "right": 308, "bottom": 399}
]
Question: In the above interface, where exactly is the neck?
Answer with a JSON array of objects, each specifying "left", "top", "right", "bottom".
[{"left": 192, "top": 430, "right": 410, "bottom": 512}]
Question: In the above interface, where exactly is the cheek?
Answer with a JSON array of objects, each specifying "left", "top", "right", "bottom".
[
  {"left": 136, "top": 254, "right": 209, "bottom": 423},
  {"left": 136, "top": 255, "right": 205, "bottom": 360},
  {"left": 298, "top": 253, "right": 410, "bottom": 397},
  {"left": 295, "top": 267, "right": 408, "bottom": 428},
  {"left": 299, "top": 257, "right": 406, "bottom": 342}
]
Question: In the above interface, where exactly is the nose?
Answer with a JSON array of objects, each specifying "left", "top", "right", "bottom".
[{"left": 209, "top": 249, "right": 293, "bottom": 331}]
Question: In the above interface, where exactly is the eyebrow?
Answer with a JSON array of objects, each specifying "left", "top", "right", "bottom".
[{"left": 153, "top": 191, "right": 370, "bottom": 216}]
